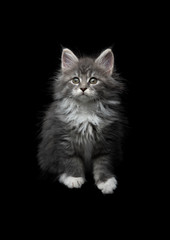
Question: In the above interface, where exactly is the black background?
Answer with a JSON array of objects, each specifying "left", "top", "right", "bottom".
[{"left": 6, "top": 2, "right": 164, "bottom": 237}]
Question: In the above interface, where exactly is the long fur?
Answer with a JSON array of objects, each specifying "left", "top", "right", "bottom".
[{"left": 37, "top": 49, "right": 126, "bottom": 193}]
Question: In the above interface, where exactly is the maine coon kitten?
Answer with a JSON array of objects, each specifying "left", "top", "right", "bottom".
[{"left": 38, "top": 48, "right": 125, "bottom": 194}]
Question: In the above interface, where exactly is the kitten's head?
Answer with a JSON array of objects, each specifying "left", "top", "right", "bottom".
[{"left": 55, "top": 48, "right": 120, "bottom": 102}]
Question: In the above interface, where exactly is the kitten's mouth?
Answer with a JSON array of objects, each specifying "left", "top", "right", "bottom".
[
  {"left": 78, "top": 93, "right": 89, "bottom": 101},
  {"left": 81, "top": 92, "right": 87, "bottom": 96}
]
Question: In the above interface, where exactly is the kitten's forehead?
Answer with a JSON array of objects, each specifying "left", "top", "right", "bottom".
[{"left": 78, "top": 57, "right": 95, "bottom": 75}]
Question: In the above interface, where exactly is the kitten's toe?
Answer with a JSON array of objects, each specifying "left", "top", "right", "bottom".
[
  {"left": 96, "top": 177, "right": 117, "bottom": 194},
  {"left": 59, "top": 174, "right": 85, "bottom": 189}
]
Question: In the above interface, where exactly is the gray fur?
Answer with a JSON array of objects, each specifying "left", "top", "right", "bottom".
[{"left": 38, "top": 48, "right": 125, "bottom": 193}]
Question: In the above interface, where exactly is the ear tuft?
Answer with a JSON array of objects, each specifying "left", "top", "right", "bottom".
[
  {"left": 95, "top": 49, "right": 114, "bottom": 75},
  {"left": 61, "top": 48, "right": 78, "bottom": 71}
]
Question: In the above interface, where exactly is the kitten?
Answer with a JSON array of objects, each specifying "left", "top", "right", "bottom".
[{"left": 38, "top": 48, "right": 125, "bottom": 194}]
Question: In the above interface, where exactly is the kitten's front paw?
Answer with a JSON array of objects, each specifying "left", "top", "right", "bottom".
[
  {"left": 96, "top": 177, "right": 117, "bottom": 194},
  {"left": 59, "top": 174, "right": 85, "bottom": 189}
]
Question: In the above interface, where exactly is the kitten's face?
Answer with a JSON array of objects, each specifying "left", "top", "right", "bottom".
[
  {"left": 70, "top": 73, "right": 98, "bottom": 102},
  {"left": 59, "top": 48, "right": 115, "bottom": 102},
  {"left": 67, "top": 61, "right": 105, "bottom": 102}
]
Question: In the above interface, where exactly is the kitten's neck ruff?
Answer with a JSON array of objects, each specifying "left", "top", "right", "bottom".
[
  {"left": 56, "top": 98, "right": 98, "bottom": 122},
  {"left": 56, "top": 97, "right": 119, "bottom": 124}
]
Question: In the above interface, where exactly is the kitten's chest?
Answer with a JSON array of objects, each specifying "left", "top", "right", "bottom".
[
  {"left": 71, "top": 112, "right": 99, "bottom": 162},
  {"left": 59, "top": 101, "right": 109, "bottom": 162},
  {"left": 58, "top": 99, "right": 110, "bottom": 146},
  {"left": 71, "top": 111, "right": 101, "bottom": 141}
]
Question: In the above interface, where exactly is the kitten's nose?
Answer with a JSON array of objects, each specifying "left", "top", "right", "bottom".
[{"left": 80, "top": 88, "right": 87, "bottom": 92}]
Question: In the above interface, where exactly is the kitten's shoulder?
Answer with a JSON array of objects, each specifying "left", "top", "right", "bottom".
[{"left": 42, "top": 101, "right": 64, "bottom": 129}]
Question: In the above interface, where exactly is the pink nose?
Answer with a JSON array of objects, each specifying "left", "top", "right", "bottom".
[{"left": 80, "top": 88, "right": 87, "bottom": 92}]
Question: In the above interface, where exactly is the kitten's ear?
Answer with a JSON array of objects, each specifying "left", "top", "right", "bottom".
[
  {"left": 95, "top": 49, "right": 114, "bottom": 75},
  {"left": 61, "top": 48, "right": 79, "bottom": 71}
]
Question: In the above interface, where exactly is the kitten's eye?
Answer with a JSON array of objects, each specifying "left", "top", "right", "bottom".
[
  {"left": 89, "top": 77, "right": 98, "bottom": 84},
  {"left": 72, "top": 77, "right": 80, "bottom": 84}
]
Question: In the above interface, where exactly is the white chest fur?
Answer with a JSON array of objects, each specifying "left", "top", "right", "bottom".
[
  {"left": 57, "top": 98, "right": 116, "bottom": 144},
  {"left": 58, "top": 99, "right": 103, "bottom": 134},
  {"left": 56, "top": 98, "right": 117, "bottom": 161}
]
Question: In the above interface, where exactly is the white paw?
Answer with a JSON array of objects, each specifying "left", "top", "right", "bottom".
[
  {"left": 96, "top": 177, "right": 117, "bottom": 194},
  {"left": 59, "top": 174, "right": 85, "bottom": 189}
]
